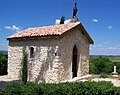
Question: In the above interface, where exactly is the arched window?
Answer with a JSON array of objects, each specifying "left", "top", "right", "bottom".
[{"left": 30, "top": 47, "right": 34, "bottom": 58}]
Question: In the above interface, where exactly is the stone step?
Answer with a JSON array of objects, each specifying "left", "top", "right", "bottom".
[{"left": 63, "top": 75, "right": 92, "bottom": 82}]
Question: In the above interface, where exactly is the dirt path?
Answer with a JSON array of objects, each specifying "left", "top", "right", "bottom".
[
  {"left": 0, "top": 76, "right": 20, "bottom": 89},
  {"left": 92, "top": 78, "right": 120, "bottom": 87},
  {"left": 0, "top": 75, "right": 120, "bottom": 89}
]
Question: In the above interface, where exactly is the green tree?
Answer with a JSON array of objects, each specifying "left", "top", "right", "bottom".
[
  {"left": 22, "top": 52, "right": 28, "bottom": 84},
  {"left": 0, "top": 53, "right": 7, "bottom": 75},
  {"left": 90, "top": 56, "right": 113, "bottom": 74},
  {"left": 60, "top": 16, "right": 65, "bottom": 24},
  {"left": 89, "top": 56, "right": 95, "bottom": 74}
]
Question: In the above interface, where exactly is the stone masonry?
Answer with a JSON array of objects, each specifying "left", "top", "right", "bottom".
[{"left": 7, "top": 22, "right": 93, "bottom": 83}]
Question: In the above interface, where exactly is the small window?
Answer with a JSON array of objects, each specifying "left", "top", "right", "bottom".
[{"left": 30, "top": 47, "right": 34, "bottom": 58}]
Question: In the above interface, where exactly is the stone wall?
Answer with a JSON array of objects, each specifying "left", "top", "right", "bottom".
[
  {"left": 59, "top": 28, "right": 89, "bottom": 80},
  {"left": 8, "top": 44, "right": 23, "bottom": 79},
  {"left": 8, "top": 38, "right": 63, "bottom": 83},
  {"left": 8, "top": 27, "right": 90, "bottom": 83}
]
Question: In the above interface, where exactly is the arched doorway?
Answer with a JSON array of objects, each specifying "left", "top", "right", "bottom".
[{"left": 72, "top": 45, "right": 78, "bottom": 78}]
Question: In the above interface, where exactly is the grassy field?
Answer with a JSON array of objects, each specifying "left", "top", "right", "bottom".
[
  {"left": 92, "top": 74, "right": 120, "bottom": 79},
  {"left": 90, "top": 55, "right": 120, "bottom": 62},
  {"left": 106, "top": 56, "right": 120, "bottom": 62}
]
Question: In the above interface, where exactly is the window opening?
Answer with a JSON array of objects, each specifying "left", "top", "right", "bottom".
[{"left": 30, "top": 47, "right": 34, "bottom": 58}]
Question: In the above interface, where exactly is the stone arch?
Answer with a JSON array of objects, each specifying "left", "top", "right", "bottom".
[{"left": 72, "top": 45, "right": 78, "bottom": 78}]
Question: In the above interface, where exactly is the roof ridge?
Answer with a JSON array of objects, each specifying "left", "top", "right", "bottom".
[
  {"left": 26, "top": 22, "right": 80, "bottom": 29},
  {"left": 7, "top": 22, "right": 81, "bottom": 39}
]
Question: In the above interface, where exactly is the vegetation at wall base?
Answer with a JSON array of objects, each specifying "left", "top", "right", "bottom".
[
  {"left": 0, "top": 53, "right": 7, "bottom": 75},
  {"left": 90, "top": 55, "right": 120, "bottom": 75},
  {"left": 22, "top": 52, "right": 28, "bottom": 84},
  {"left": 0, "top": 81, "right": 120, "bottom": 95},
  {"left": 90, "top": 56, "right": 115, "bottom": 74},
  {"left": 99, "top": 73, "right": 109, "bottom": 78},
  {"left": 1, "top": 53, "right": 120, "bottom": 76}
]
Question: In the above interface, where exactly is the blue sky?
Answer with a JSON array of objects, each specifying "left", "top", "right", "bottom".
[{"left": 0, "top": 0, "right": 120, "bottom": 55}]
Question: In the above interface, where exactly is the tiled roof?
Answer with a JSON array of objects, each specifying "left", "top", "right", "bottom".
[
  {"left": 7, "top": 22, "right": 94, "bottom": 44},
  {"left": 8, "top": 22, "right": 80, "bottom": 38}
]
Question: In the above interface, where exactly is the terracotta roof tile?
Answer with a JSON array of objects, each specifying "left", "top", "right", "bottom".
[
  {"left": 7, "top": 22, "right": 94, "bottom": 44},
  {"left": 8, "top": 22, "right": 80, "bottom": 39}
]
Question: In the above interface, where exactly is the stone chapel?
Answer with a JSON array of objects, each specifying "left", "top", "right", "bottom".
[
  {"left": 7, "top": 22, "right": 93, "bottom": 83},
  {"left": 7, "top": 3, "right": 94, "bottom": 83}
]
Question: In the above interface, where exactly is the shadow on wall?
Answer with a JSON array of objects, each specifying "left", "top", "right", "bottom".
[{"left": 28, "top": 46, "right": 60, "bottom": 83}]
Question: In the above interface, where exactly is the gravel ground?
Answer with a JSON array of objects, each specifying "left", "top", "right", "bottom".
[
  {"left": 0, "top": 75, "right": 20, "bottom": 89},
  {"left": 92, "top": 78, "right": 120, "bottom": 87},
  {"left": 0, "top": 75, "right": 120, "bottom": 89}
]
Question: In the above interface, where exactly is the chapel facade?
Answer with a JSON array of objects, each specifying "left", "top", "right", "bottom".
[{"left": 7, "top": 22, "right": 93, "bottom": 83}]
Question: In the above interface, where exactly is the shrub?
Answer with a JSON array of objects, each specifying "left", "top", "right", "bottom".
[
  {"left": 1, "top": 81, "right": 120, "bottom": 95},
  {"left": 90, "top": 56, "right": 113, "bottom": 74},
  {"left": 0, "top": 53, "right": 7, "bottom": 75},
  {"left": 60, "top": 16, "right": 65, "bottom": 24},
  {"left": 99, "top": 73, "right": 108, "bottom": 78},
  {"left": 22, "top": 52, "right": 28, "bottom": 84}
]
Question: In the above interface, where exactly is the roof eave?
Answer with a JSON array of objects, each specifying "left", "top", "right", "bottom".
[
  {"left": 7, "top": 22, "right": 94, "bottom": 44},
  {"left": 7, "top": 35, "right": 61, "bottom": 41},
  {"left": 79, "top": 23, "right": 94, "bottom": 44}
]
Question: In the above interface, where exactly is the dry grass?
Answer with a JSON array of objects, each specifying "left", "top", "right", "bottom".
[
  {"left": 92, "top": 74, "right": 120, "bottom": 79},
  {"left": 111, "top": 60, "right": 120, "bottom": 62}
]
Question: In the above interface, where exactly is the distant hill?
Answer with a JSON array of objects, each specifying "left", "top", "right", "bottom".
[
  {"left": 90, "top": 55, "right": 120, "bottom": 62},
  {"left": 0, "top": 50, "right": 8, "bottom": 54}
]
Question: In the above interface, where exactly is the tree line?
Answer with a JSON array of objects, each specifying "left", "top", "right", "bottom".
[
  {"left": 0, "top": 52, "right": 120, "bottom": 76},
  {"left": 0, "top": 53, "right": 7, "bottom": 75},
  {"left": 89, "top": 56, "right": 120, "bottom": 74}
]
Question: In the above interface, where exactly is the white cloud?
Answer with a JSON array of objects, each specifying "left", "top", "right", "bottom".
[
  {"left": 93, "top": 45, "right": 97, "bottom": 48},
  {"left": 116, "top": 45, "right": 120, "bottom": 47},
  {"left": 90, "top": 43, "right": 120, "bottom": 55},
  {"left": 98, "top": 44, "right": 102, "bottom": 47},
  {"left": 5, "top": 25, "right": 21, "bottom": 31},
  {"left": 64, "top": 19, "right": 71, "bottom": 24},
  {"left": 55, "top": 20, "right": 60, "bottom": 25},
  {"left": 55, "top": 19, "right": 71, "bottom": 24},
  {"left": 107, "top": 25, "right": 112, "bottom": 30},
  {"left": 92, "top": 18, "right": 98, "bottom": 23},
  {"left": 104, "top": 42, "right": 108, "bottom": 44},
  {"left": 89, "top": 47, "right": 92, "bottom": 50},
  {"left": 108, "top": 47, "right": 120, "bottom": 50},
  {"left": 108, "top": 47, "right": 113, "bottom": 50}
]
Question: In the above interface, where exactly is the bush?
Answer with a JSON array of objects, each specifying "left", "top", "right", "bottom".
[
  {"left": 22, "top": 52, "right": 28, "bottom": 84},
  {"left": 1, "top": 81, "right": 120, "bottom": 95},
  {"left": 0, "top": 53, "right": 8, "bottom": 75},
  {"left": 99, "top": 73, "right": 108, "bottom": 78},
  {"left": 90, "top": 56, "right": 113, "bottom": 74},
  {"left": 60, "top": 16, "right": 65, "bottom": 24}
]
